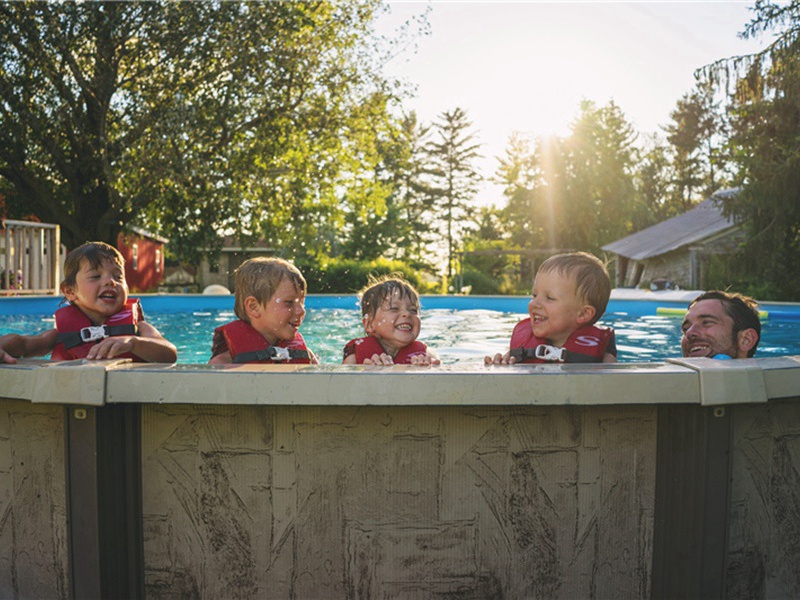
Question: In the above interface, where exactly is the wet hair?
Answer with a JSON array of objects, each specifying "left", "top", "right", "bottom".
[
  {"left": 688, "top": 290, "right": 761, "bottom": 357},
  {"left": 233, "top": 257, "right": 307, "bottom": 322},
  {"left": 61, "top": 241, "right": 125, "bottom": 291},
  {"left": 359, "top": 274, "right": 420, "bottom": 319},
  {"left": 537, "top": 252, "right": 611, "bottom": 324}
]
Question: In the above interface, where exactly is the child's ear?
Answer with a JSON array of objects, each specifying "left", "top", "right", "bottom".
[
  {"left": 243, "top": 296, "right": 262, "bottom": 320},
  {"left": 576, "top": 305, "right": 596, "bottom": 325},
  {"left": 61, "top": 283, "right": 76, "bottom": 302},
  {"left": 362, "top": 315, "right": 374, "bottom": 334}
]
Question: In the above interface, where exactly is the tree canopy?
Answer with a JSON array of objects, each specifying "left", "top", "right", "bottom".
[
  {"left": 704, "top": 0, "right": 800, "bottom": 299},
  {"left": 0, "top": 0, "right": 399, "bottom": 259}
]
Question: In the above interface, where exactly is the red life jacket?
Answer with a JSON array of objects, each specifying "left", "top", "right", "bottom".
[
  {"left": 344, "top": 336, "right": 428, "bottom": 364},
  {"left": 509, "top": 319, "right": 614, "bottom": 364},
  {"left": 215, "top": 319, "right": 312, "bottom": 364},
  {"left": 51, "top": 298, "right": 142, "bottom": 361}
]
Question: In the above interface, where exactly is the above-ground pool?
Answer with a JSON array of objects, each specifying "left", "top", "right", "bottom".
[
  {"left": 3, "top": 290, "right": 800, "bottom": 598},
  {"left": 1, "top": 290, "right": 799, "bottom": 363}
]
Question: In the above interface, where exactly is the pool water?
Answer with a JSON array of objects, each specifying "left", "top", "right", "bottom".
[{"left": 1, "top": 306, "right": 797, "bottom": 364}]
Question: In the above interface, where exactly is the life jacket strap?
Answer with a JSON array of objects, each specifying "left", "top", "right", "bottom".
[
  {"left": 233, "top": 346, "right": 310, "bottom": 364},
  {"left": 57, "top": 324, "right": 139, "bottom": 349}
]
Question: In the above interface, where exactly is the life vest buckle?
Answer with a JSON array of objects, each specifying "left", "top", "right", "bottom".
[
  {"left": 79, "top": 325, "right": 109, "bottom": 343},
  {"left": 270, "top": 346, "right": 291, "bottom": 361},
  {"left": 534, "top": 344, "right": 566, "bottom": 362}
]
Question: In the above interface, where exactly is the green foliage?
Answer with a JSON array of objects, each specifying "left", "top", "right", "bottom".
[
  {"left": 296, "top": 255, "right": 434, "bottom": 294},
  {"left": 706, "top": 0, "right": 800, "bottom": 300},
  {"left": 459, "top": 265, "right": 503, "bottom": 295},
  {"left": 426, "top": 107, "right": 482, "bottom": 280},
  {"left": 495, "top": 101, "right": 643, "bottom": 256},
  {"left": 0, "top": 1, "right": 400, "bottom": 258}
]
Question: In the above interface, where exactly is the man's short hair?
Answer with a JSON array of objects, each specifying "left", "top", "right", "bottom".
[
  {"left": 689, "top": 290, "right": 761, "bottom": 357},
  {"left": 538, "top": 252, "right": 611, "bottom": 324},
  {"left": 233, "top": 257, "right": 306, "bottom": 322}
]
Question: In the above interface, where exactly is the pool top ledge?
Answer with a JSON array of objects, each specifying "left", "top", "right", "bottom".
[{"left": 2, "top": 356, "right": 799, "bottom": 408}]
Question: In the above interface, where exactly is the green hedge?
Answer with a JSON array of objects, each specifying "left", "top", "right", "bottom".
[{"left": 297, "top": 256, "right": 435, "bottom": 294}]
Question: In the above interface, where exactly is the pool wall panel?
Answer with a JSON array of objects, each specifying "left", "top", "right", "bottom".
[{"left": 2, "top": 358, "right": 800, "bottom": 598}]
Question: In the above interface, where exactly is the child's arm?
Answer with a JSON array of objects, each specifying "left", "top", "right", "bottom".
[
  {"left": 84, "top": 321, "right": 177, "bottom": 363},
  {"left": 0, "top": 329, "right": 59, "bottom": 363},
  {"left": 307, "top": 348, "right": 320, "bottom": 365},
  {"left": 209, "top": 350, "right": 232, "bottom": 365},
  {"left": 602, "top": 352, "right": 617, "bottom": 363}
]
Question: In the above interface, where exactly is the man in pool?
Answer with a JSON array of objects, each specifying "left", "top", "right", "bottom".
[{"left": 680, "top": 290, "right": 761, "bottom": 359}]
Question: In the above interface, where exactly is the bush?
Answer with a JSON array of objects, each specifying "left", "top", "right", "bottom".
[{"left": 297, "top": 256, "right": 436, "bottom": 294}]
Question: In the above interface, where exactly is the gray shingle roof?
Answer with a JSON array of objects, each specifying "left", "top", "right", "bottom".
[{"left": 601, "top": 189, "right": 739, "bottom": 261}]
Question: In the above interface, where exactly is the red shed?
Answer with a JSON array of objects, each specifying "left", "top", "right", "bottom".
[{"left": 116, "top": 227, "right": 168, "bottom": 293}]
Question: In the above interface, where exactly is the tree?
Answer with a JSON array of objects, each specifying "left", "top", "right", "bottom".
[
  {"left": 663, "top": 81, "right": 731, "bottom": 209},
  {"left": 341, "top": 110, "right": 438, "bottom": 267},
  {"left": 705, "top": 0, "right": 800, "bottom": 299},
  {"left": 0, "top": 1, "right": 397, "bottom": 258},
  {"left": 560, "top": 100, "right": 641, "bottom": 253},
  {"left": 495, "top": 132, "right": 568, "bottom": 251},
  {"left": 426, "top": 107, "right": 482, "bottom": 281}
]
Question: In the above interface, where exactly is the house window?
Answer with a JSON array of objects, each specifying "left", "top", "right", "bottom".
[
  {"left": 155, "top": 249, "right": 162, "bottom": 273},
  {"left": 132, "top": 244, "right": 139, "bottom": 271}
]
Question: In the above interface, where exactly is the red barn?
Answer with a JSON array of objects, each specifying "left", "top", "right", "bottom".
[{"left": 116, "top": 227, "right": 168, "bottom": 293}]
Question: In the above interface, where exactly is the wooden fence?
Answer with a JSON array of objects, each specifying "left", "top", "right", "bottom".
[{"left": 1, "top": 219, "right": 61, "bottom": 295}]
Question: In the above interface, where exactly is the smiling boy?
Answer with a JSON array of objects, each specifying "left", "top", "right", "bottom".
[
  {"left": 485, "top": 252, "right": 616, "bottom": 365},
  {"left": 342, "top": 275, "right": 439, "bottom": 366},
  {"left": 0, "top": 242, "right": 176, "bottom": 363},
  {"left": 209, "top": 257, "right": 317, "bottom": 365}
]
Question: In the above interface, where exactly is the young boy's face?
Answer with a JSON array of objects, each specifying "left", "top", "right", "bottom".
[
  {"left": 363, "top": 289, "right": 421, "bottom": 357},
  {"left": 527, "top": 269, "right": 595, "bottom": 347},
  {"left": 248, "top": 277, "right": 306, "bottom": 344},
  {"left": 62, "top": 258, "right": 129, "bottom": 325}
]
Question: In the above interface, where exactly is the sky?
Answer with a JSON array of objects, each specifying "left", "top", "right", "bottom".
[{"left": 375, "top": 1, "right": 768, "bottom": 206}]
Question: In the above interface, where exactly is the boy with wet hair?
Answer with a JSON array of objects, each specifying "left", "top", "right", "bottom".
[
  {"left": 0, "top": 241, "right": 176, "bottom": 363},
  {"left": 209, "top": 257, "right": 318, "bottom": 364},
  {"left": 486, "top": 251, "right": 617, "bottom": 364},
  {"left": 342, "top": 274, "right": 439, "bottom": 365}
]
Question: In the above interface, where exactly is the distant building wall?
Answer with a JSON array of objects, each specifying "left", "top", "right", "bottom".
[{"left": 117, "top": 232, "right": 165, "bottom": 292}]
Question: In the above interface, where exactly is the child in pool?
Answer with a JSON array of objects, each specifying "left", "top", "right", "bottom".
[
  {"left": 0, "top": 241, "right": 177, "bottom": 364},
  {"left": 342, "top": 275, "right": 439, "bottom": 366},
  {"left": 485, "top": 252, "right": 617, "bottom": 365},
  {"left": 209, "top": 257, "right": 318, "bottom": 365}
]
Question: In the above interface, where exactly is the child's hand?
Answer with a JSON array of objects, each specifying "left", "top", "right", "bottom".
[
  {"left": 362, "top": 353, "right": 395, "bottom": 366},
  {"left": 0, "top": 348, "right": 18, "bottom": 364},
  {"left": 85, "top": 335, "right": 137, "bottom": 360},
  {"left": 410, "top": 350, "right": 441, "bottom": 366},
  {"left": 484, "top": 351, "right": 516, "bottom": 366}
]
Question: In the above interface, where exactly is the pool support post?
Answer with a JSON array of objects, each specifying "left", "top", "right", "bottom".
[
  {"left": 66, "top": 404, "right": 144, "bottom": 599},
  {"left": 652, "top": 404, "right": 732, "bottom": 599}
]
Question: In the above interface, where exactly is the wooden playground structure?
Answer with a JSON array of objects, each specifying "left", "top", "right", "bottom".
[{"left": 1, "top": 219, "right": 61, "bottom": 295}]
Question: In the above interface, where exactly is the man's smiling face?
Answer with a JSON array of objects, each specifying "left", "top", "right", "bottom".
[{"left": 681, "top": 298, "right": 741, "bottom": 358}]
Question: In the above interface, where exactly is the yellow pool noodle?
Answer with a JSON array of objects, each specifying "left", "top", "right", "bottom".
[{"left": 656, "top": 306, "right": 768, "bottom": 319}]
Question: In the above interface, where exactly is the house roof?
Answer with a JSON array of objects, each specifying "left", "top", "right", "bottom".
[
  {"left": 601, "top": 189, "right": 740, "bottom": 261},
  {"left": 128, "top": 226, "right": 169, "bottom": 244}
]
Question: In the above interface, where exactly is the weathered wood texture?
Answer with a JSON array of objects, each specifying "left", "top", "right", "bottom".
[
  {"left": 0, "top": 399, "right": 69, "bottom": 598},
  {"left": 140, "top": 404, "right": 656, "bottom": 599},
  {"left": 728, "top": 398, "right": 800, "bottom": 599}
]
